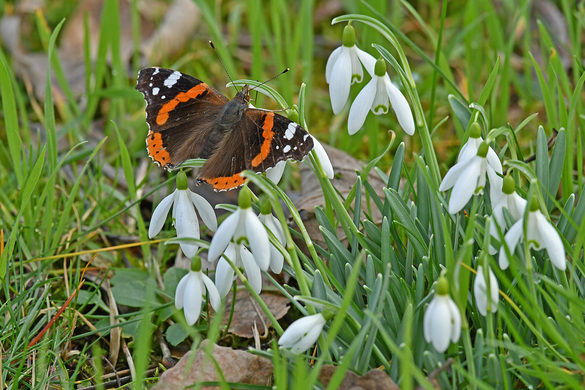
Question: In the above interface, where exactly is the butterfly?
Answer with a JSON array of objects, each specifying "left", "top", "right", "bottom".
[{"left": 136, "top": 67, "right": 314, "bottom": 191}]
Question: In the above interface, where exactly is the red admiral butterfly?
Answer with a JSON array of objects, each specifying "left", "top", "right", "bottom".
[{"left": 136, "top": 67, "right": 314, "bottom": 191}]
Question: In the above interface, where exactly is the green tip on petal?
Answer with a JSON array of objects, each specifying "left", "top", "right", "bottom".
[
  {"left": 529, "top": 195, "right": 540, "bottom": 212},
  {"left": 342, "top": 24, "right": 356, "bottom": 47},
  {"left": 374, "top": 57, "right": 387, "bottom": 77},
  {"left": 191, "top": 256, "right": 202, "bottom": 272},
  {"left": 436, "top": 275, "right": 449, "bottom": 295},
  {"left": 469, "top": 122, "right": 482, "bottom": 139},
  {"left": 176, "top": 171, "right": 189, "bottom": 190},
  {"left": 239, "top": 186, "right": 253, "bottom": 209},
  {"left": 477, "top": 142, "right": 489, "bottom": 158},
  {"left": 502, "top": 175, "right": 515, "bottom": 195},
  {"left": 260, "top": 199, "right": 272, "bottom": 215}
]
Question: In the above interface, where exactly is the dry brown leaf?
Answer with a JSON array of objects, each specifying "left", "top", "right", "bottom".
[
  {"left": 153, "top": 340, "right": 273, "bottom": 390},
  {"left": 222, "top": 289, "right": 290, "bottom": 338},
  {"left": 318, "top": 365, "right": 400, "bottom": 390},
  {"left": 295, "top": 143, "right": 386, "bottom": 249}
]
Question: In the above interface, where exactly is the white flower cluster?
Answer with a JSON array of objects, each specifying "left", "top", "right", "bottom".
[{"left": 326, "top": 24, "right": 415, "bottom": 136}]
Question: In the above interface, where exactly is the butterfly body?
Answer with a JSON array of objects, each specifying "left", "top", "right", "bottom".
[{"left": 136, "top": 67, "right": 314, "bottom": 191}]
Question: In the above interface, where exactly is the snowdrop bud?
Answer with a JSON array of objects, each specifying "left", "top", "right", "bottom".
[
  {"left": 502, "top": 175, "right": 515, "bottom": 195},
  {"left": 374, "top": 57, "right": 387, "bottom": 77},
  {"left": 239, "top": 186, "right": 252, "bottom": 209},
  {"left": 342, "top": 24, "right": 356, "bottom": 47},
  {"left": 469, "top": 122, "right": 482, "bottom": 139},
  {"left": 176, "top": 170, "right": 188, "bottom": 190}
]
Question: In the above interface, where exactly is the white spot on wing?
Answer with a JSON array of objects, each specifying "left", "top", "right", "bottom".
[
  {"left": 152, "top": 87, "right": 160, "bottom": 95},
  {"left": 303, "top": 134, "right": 309, "bottom": 141},
  {"left": 153, "top": 68, "right": 160, "bottom": 75},
  {"left": 284, "top": 123, "right": 297, "bottom": 140},
  {"left": 164, "top": 71, "right": 181, "bottom": 88},
  {"left": 283, "top": 145, "right": 291, "bottom": 153}
]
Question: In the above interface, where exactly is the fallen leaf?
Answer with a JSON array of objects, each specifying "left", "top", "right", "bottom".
[
  {"left": 223, "top": 289, "right": 290, "bottom": 338},
  {"left": 318, "top": 365, "right": 400, "bottom": 390},
  {"left": 153, "top": 340, "right": 273, "bottom": 390}
]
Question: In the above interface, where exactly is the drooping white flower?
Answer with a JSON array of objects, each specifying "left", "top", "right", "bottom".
[
  {"left": 214, "top": 242, "right": 262, "bottom": 297},
  {"left": 278, "top": 312, "right": 328, "bottom": 354},
  {"left": 265, "top": 160, "right": 287, "bottom": 184},
  {"left": 348, "top": 57, "right": 415, "bottom": 135},
  {"left": 439, "top": 141, "right": 503, "bottom": 214},
  {"left": 175, "top": 258, "right": 221, "bottom": 326},
  {"left": 208, "top": 187, "right": 270, "bottom": 271},
  {"left": 259, "top": 202, "right": 286, "bottom": 274},
  {"left": 498, "top": 197, "right": 566, "bottom": 271},
  {"left": 489, "top": 175, "right": 527, "bottom": 254},
  {"left": 423, "top": 276, "right": 461, "bottom": 353},
  {"left": 473, "top": 264, "right": 499, "bottom": 316},
  {"left": 325, "top": 24, "right": 376, "bottom": 114},
  {"left": 149, "top": 171, "right": 217, "bottom": 258}
]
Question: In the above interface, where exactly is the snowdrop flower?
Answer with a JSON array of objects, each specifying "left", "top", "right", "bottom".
[
  {"left": 498, "top": 196, "right": 566, "bottom": 270},
  {"left": 439, "top": 142, "right": 503, "bottom": 214},
  {"left": 214, "top": 242, "right": 262, "bottom": 297},
  {"left": 474, "top": 262, "right": 499, "bottom": 316},
  {"left": 456, "top": 122, "right": 484, "bottom": 163},
  {"left": 175, "top": 257, "right": 221, "bottom": 326},
  {"left": 265, "top": 161, "right": 287, "bottom": 184},
  {"left": 348, "top": 57, "right": 415, "bottom": 135},
  {"left": 278, "top": 312, "right": 332, "bottom": 354},
  {"left": 423, "top": 276, "right": 461, "bottom": 353},
  {"left": 149, "top": 171, "right": 217, "bottom": 258},
  {"left": 489, "top": 175, "right": 527, "bottom": 254},
  {"left": 259, "top": 201, "right": 286, "bottom": 274},
  {"left": 325, "top": 23, "right": 376, "bottom": 114},
  {"left": 208, "top": 186, "right": 270, "bottom": 270}
]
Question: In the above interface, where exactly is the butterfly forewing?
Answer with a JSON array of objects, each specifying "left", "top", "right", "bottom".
[{"left": 137, "top": 68, "right": 229, "bottom": 167}]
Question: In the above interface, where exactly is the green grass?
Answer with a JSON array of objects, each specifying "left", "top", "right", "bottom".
[{"left": 1, "top": 0, "right": 585, "bottom": 388}]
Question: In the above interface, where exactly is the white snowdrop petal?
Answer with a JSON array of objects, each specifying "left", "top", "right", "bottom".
[
  {"left": 349, "top": 48, "right": 365, "bottom": 84},
  {"left": 446, "top": 298, "right": 461, "bottom": 342},
  {"left": 329, "top": 48, "right": 352, "bottom": 114},
  {"left": 208, "top": 210, "right": 240, "bottom": 262},
  {"left": 201, "top": 273, "right": 222, "bottom": 311},
  {"left": 457, "top": 137, "right": 482, "bottom": 163},
  {"left": 371, "top": 77, "right": 390, "bottom": 115},
  {"left": 499, "top": 220, "right": 524, "bottom": 269},
  {"left": 355, "top": 47, "right": 376, "bottom": 76},
  {"left": 215, "top": 258, "right": 235, "bottom": 298},
  {"left": 533, "top": 212, "right": 566, "bottom": 270},
  {"left": 240, "top": 247, "right": 262, "bottom": 294},
  {"left": 384, "top": 77, "right": 415, "bottom": 135},
  {"left": 348, "top": 79, "right": 376, "bottom": 135},
  {"left": 149, "top": 192, "right": 175, "bottom": 238},
  {"left": 310, "top": 136, "right": 334, "bottom": 179},
  {"left": 244, "top": 210, "right": 270, "bottom": 271},
  {"left": 325, "top": 46, "right": 343, "bottom": 83},
  {"left": 175, "top": 191, "right": 200, "bottom": 258},
  {"left": 429, "top": 298, "right": 453, "bottom": 352},
  {"left": 423, "top": 299, "right": 437, "bottom": 343},
  {"left": 279, "top": 314, "right": 326, "bottom": 354},
  {"left": 174, "top": 272, "right": 190, "bottom": 309},
  {"left": 448, "top": 158, "right": 482, "bottom": 213},
  {"left": 190, "top": 191, "right": 217, "bottom": 232},
  {"left": 439, "top": 160, "right": 469, "bottom": 192},
  {"left": 266, "top": 160, "right": 287, "bottom": 184},
  {"left": 182, "top": 273, "right": 203, "bottom": 326}
]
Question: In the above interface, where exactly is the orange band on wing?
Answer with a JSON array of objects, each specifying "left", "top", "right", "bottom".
[
  {"left": 156, "top": 84, "right": 209, "bottom": 125},
  {"left": 203, "top": 173, "right": 247, "bottom": 191},
  {"left": 251, "top": 112, "right": 275, "bottom": 168},
  {"left": 146, "top": 131, "right": 172, "bottom": 166}
]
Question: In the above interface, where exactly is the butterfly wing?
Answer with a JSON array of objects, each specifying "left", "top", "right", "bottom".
[
  {"left": 199, "top": 109, "right": 314, "bottom": 191},
  {"left": 136, "top": 67, "right": 229, "bottom": 168}
]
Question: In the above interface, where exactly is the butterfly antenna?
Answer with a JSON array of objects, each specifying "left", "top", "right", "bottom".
[
  {"left": 250, "top": 68, "right": 290, "bottom": 92},
  {"left": 209, "top": 41, "right": 238, "bottom": 92}
]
